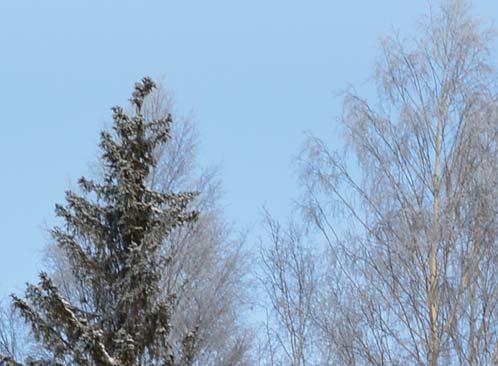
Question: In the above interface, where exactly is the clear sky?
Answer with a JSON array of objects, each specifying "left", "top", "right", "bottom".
[{"left": 1, "top": 0, "right": 497, "bottom": 297}]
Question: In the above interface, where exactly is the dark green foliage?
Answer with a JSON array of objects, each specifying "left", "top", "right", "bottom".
[{"left": 7, "top": 78, "right": 198, "bottom": 366}]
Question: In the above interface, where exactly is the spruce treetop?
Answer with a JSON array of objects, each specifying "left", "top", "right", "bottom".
[{"left": 6, "top": 78, "right": 199, "bottom": 366}]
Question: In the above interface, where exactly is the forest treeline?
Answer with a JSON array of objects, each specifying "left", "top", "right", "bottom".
[{"left": 1, "top": 1, "right": 497, "bottom": 365}]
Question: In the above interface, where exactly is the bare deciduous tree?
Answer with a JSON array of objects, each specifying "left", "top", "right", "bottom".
[
  {"left": 0, "top": 301, "right": 22, "bottom": 363},
  {"left": 259, "top": 212, "right": 320, "bottom": 366},
  {"left": 144, "top": 84, "right": 253, "bottom": 366},
  {"left": 297, "top": 1, "right": 498, "bottom": 365}
]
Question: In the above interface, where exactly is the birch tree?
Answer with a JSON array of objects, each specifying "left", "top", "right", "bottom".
[
  {"left": 259, "top": 213, "right": 319, "bottom": 366},
  {"left": 297, "top": 0, "right": 498, "bottom": 365},
  {"left": 0, "top": 301, "right": 28, "bottom": 365}
]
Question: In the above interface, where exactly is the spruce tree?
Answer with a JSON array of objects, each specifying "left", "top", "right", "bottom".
[{"left": 4, "top": 78, "right": 198, "bottom": 366}]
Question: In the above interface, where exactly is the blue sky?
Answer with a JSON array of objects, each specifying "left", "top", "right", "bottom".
[{"left": 1, "top": 0, "right": 497, "bottom": 297}]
